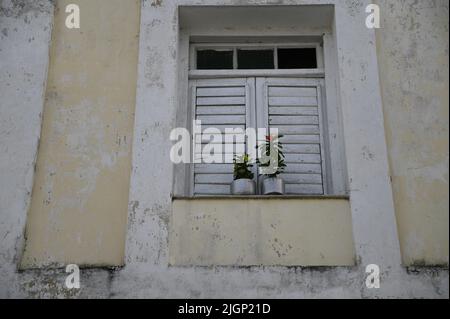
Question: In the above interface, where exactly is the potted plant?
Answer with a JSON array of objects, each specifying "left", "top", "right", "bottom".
[
  {"left": 230, "top": 154, "right": 256, "bottom": 195},
  {"left": 257, "top": 134, "right": 286, "bottom": 195}
]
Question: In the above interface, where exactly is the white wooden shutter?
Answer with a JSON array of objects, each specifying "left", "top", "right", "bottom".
[
  {"left": 257, "top": 78, "right": 327, "bottom": 195},
  {"left": 190, "top": 78, "right": 255, "bottom": 196}
]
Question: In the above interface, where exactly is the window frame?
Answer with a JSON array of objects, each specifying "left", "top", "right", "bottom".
[{"left": 173, "top": 35, "right": 349, "bottom": 198}]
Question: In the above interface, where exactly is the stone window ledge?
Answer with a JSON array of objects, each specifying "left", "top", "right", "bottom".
[{"left": 169, "top": 197, "right": 355, "bottom": 267}]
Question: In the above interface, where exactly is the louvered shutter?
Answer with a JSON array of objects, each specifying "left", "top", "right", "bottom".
[
  {"left": 258, "top": 78, "right": 326, "bottom": 195},
  {"left": 190, "top": 78, "right": 254, "bottom": 196}
]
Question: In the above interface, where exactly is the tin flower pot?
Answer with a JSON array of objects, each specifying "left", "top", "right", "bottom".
[
  {"left": 230, "top": 179, "right": 256, "bottom": 195},
  {"left": 261, "top": 177, "right": 285, "bottom": 195}
]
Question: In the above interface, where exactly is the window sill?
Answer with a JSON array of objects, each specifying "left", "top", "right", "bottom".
[{"left": 172, "top": 195, "right": 349, "bottom": 201}]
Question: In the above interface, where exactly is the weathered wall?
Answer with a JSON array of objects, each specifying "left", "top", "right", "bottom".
[
  {"left": 0, "top": 0, "right": 54, "bottom": 297},
  {"left": 375, "top": 0, "right": 449, "bottom": 266},
  {"left": 19, "top": 0, "right": 140, "bottom": 268},
  {"left": 170, "top": 199, "right": 355, "bottom": 266},
  {"left": 0, "top": 0, "right": 448, "bottom": 299}
]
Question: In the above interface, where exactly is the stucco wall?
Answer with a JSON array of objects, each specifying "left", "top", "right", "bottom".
[
  {"left": 0, "top": 0, "right": 54, "bottom": 296},
  {"left": 0, "top": 0, "right": 448, "bottom": 299},
  {"left": 375, "top": 0, "right": 449, "bottom": 266},
  {"left": 18, "top": 0, "right": 140, "bottom": 268},
  {"left": 170, "top": 198, "right": 355, "bottom": 266}
]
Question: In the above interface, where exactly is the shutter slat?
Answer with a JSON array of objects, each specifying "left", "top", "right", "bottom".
[
  {"left": 274, "top": 125, "right": 320, "bottom": 135},
  {"left": 199, "top": 134, "right": 246, "bottom": 143},
  {"left": 280, "top": 173, "right": 322, "bottom": 184},
  {"left": 283, "top": 144, "right": 321, "bottom": 154},
  {"left": 195, "top": 174, "right": 234, "bottom": 184},
  {"left": 195, "top": 154, "right": 245, "bottom": 164},
  {"left": 269, "top": 96, "right": 317, "bottom": 106},
  {"left": 269, "top": 115, "right": 318, "bottom": 125},
  {"left": 194, "top": 184, "right": 230, "bottom": 195},
  {"left": 198, "top": 145, "right": 246, "bottom": 155},
  {"left": 269, "top": 106, "right": 318, "bottom": 116},
  {"left": 283, "top": 154, "right": 321, "bottom": 164},
  {"left": 197, "top": 96, "right": 245, "bottom": 105},
  {"left": 196, "top": 144, "right": 246, "bottom": 154},
  {"left": 197, "top": 87, "right": 245, "bottom": 97},
  {"left": 195, "top": 164, "right": 234, "bottom": 174},
  {"left": 197, "top": 115, "right": 246, "bottom": 125},
  {"left": 269, "top": 86, "right": 317, "bottom": 97},
  {"left": 285, "top": 184, "right": 323, "bottom": 195},
  {"left": 283, "top": 163, "right": 322, "bottom": 174},
  {"left": 279, "top": 135, "right": 321, "bottom": 144},
  {"left": 194, "top": 156, "right": 245, "bottom": 163},
  {"left": 196, "top": 105, "right": 245, "bottom": 115},
  {"left": 201, "top": 125, "right": 246, "bottom": 133}
]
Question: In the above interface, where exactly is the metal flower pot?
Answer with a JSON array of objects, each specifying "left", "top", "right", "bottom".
[
  {"left": 261, "top": 177, "right": 285, "bottom": 195},
  {"left": 230, "top": 179, "right": 256, "bottom": 195}
]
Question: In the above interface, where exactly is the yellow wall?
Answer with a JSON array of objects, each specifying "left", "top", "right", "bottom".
[
  {"left": 376, "top": 0, "right": 449, "bottom": 265},
  {"left": 20, "top": 0, "right": 140, "bottom": 268},
  {"left": 170, "top": 198, "right": 355, "bottom": 266}
]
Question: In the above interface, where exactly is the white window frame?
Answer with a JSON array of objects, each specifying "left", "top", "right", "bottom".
[{"left": 173, "top": 36, "right": 348, "bottom": 197}]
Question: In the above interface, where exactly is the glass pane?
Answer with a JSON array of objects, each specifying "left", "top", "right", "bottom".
[
  {"left": 277, "top": 48, "right": 317, "bottom": 69},
  {"left": 197, "top": 50, "right": 233, "bottom": 70},
  {"left": 237, "top": 49, "right": 274, "bottom": 69}
]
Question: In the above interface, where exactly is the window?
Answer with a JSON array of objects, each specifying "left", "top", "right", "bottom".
[
  {"left": 190, "top": 77, "right": 327, "bottom": 196},
  {"left": 178, "top": 38, "right": 347, "bottom": 197},
  {"left": 197, "top": 49, "right": 234, "bottom": 70},
  {"left": 192, "top": 44, "right": 321, "bottom": 70},
  {"left": 237, "top": 49, "right": 274, "bottom": 69},
  {"left": 277, "top": 48, "right": 317, "bottom": 69}
]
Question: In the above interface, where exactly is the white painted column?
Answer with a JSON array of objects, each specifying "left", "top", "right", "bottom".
[
  {"left": 0, "top": 1, "right": 54, "bottom": 295},
  {"left": 334, "top": 0, "right": 403, "bottom": 296}
]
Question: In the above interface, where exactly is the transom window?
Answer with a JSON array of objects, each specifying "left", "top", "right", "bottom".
[{"left": 192, "top": 43, "right": 321, "bottom": 70}]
